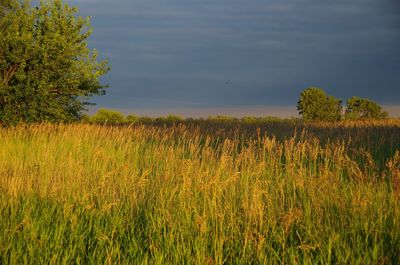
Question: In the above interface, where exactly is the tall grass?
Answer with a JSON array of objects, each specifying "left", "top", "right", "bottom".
[{"left": 0, "top": 123, "right": 399, "bottom": 264}]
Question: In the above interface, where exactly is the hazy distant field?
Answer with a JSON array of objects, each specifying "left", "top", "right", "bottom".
[{"left": 1, "top": 121, "right": 400, "bottom": 264}]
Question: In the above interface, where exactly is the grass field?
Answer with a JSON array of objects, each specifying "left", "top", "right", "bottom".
[{"left": 1, "top": 122, "right": 400, "bottom": 264}]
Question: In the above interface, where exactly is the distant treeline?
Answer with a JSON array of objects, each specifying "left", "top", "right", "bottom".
[
  {"left": 83, "top": 87, "right": 394, "bottom": 126},
  {"left": 85, "top": 108, "right": 399, "bottom": 126},
  {"left": 84, "top": 109, "right": 299, "bottom": 126}
]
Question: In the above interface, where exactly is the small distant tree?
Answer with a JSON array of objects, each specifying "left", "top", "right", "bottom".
[
  {"left": 297, "top": 87, "right": 341, "bottom": 121},
  {"left": 164, "top": 115, "right": 183, "bottom": 122},
  {"left": 126, "top": 114, "right": 139, "bottom": 124},
  {"left": 345, "top": 97, "right": 388, "bottom": 120},
  {"left": 241, "top": 116, "right": 259, "bottom": 124},
  {"left": 91, "top": 109, "right": 125, "bottom": 125}
]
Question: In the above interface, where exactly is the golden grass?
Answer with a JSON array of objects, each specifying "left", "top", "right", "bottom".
[{"left": 0, "top": 122, "right": 399, "bottom": 264}]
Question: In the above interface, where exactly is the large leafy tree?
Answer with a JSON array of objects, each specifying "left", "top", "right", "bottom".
[
  {"left": 345, "top": 96, "right": 388, "bottom": 120},
  {"left": 0, "top": 0, "right": 109, "bottom": 123},
  {"left": 297, "top": 87, "right": 342, "bottom": 121}
]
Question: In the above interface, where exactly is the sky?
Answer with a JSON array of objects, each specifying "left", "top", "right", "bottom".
[{"left": 66, "top": 0, "right": 400, "bottom": 117}]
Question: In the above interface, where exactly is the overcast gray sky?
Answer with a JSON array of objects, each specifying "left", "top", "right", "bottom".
[{"left": 67, "top": 0, "right": 400, "bottom": 117}]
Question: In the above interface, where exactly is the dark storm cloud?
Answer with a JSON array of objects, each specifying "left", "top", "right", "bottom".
[{"left": 67, "top": 0, "right": 400, "bottom": 114}]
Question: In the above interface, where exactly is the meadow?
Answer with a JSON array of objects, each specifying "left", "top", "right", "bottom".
[{"left": 1, "top": 121, "right": 400, "bottom": 264}]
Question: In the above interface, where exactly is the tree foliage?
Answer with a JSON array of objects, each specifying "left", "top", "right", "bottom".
[
  {"left": 297, "top": 88, "right": 389, "bottom": 121},
  {"left": 91, "top": 109, "right": 125, "bottom": 125},
  {"left": 346, "top": 96, "right": 388, "bottom": 120},
  {"left": 297, "top": 87, "right": 341, "bottom": 121},
  {"left": 0, "top": 0, "right": 109, "bottom": 124},
  {"left": 125, "top": 114, "right": 139, "bottom": 124}
]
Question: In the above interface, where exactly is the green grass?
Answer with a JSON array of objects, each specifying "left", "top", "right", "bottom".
[{"left": 0, "top": 123, "right": 399, "bottom": 264}]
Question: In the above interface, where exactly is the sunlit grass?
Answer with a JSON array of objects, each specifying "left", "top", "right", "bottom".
[{"left": 0, "top": 123, "right": 399, "bottom": 264}]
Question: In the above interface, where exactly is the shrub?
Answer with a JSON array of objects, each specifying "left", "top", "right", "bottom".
[
  {"left": 91, "top": 109, "right": 125, "bottom": 125},
  {"left": 126, "top": 114, "right": 139, "bottom": 124}
]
